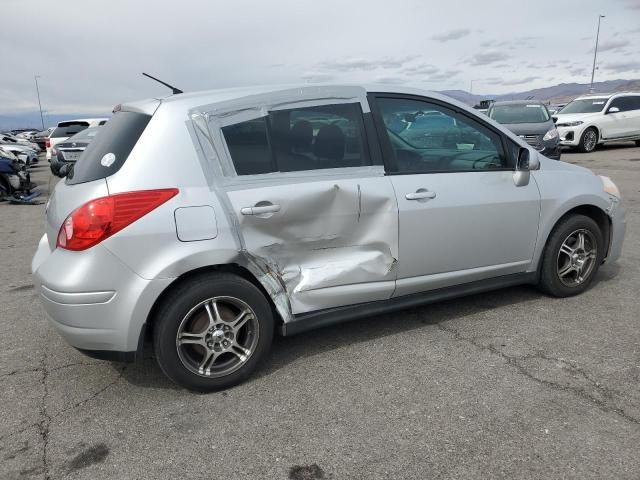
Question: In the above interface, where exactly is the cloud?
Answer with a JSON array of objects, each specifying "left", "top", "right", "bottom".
[
  {"left": 626, "top": 1, "right": 640, "bottom": 9},
  {"left": 321, "top": 56, "right": 415, "bottom": 72},
  {"left": 485, "top": 76, "right": 541, "bottom": 86},
  {"left": 374, "top": 75, "right": 406, "bottom": 84},
  {"left": 594, "top": 38, "right": 630, "bottom": 52},
  {"left": 431, "top": 29, "right": 471, "bottom": 42},
  {"left": 301, "top": 72, "right": 333, "bottom": 82},
  {"left": 468, "top": 51, "right": 511, "bottom": 66},
  {"left": 402, "top": 63, "right": 439, "bottom": 75},
  {"left": 603, "top": 60, "right": 640, "bottom": 73}
]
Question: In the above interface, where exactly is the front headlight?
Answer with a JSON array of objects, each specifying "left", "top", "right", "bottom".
[
  {"left": 557, "top": 121, "right": 583, "bottom": 127},
  {"left": 600, "top": 175, "right": 621, "bottom": 199},
  {"left": 543, "top": 128, "right": 558, "bottom": 141}
]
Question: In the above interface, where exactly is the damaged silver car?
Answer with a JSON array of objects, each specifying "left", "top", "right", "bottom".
[{"left": 32, "top": 85, "right": 625, "bottom": 391}]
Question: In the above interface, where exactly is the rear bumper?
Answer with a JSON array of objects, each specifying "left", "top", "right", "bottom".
[{"left": 32, "top": 234, "right": 173, "bottom": 357}]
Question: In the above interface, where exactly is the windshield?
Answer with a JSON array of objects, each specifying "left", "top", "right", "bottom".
[
  {"left": 489, "top": 104, "right": 550, "bottom": 124},
  {"left": 66, "top": 127, "right": 101, "bottom": 142},
  {"left": 558, "top": 98, "right": 607, "bottom": 114}
]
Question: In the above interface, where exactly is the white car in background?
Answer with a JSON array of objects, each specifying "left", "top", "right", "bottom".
[
  {"left": 46, "top": 118, "right": 109, "bottom": 160},
  {"left": 554, "top": 93, "right": 640, "bottom": 152}
]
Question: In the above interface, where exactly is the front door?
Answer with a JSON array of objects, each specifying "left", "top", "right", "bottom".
[{"left": 370, "top": 94, "right": 541, "bottom": 297}]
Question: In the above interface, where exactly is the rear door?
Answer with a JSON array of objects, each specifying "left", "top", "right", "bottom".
[
  {"left": 208, "top": 91, "right": 398, "bottom": 315},
  {"left": 369, "top": 94, "right": 540, "bottom": 297}
]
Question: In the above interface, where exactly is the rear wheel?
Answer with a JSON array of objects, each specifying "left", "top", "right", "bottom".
[
  {"left": 578, "top": 127, "right": 598, "bottom": 153},
  {"left": 635, "top": 140, "right": 640, "bottom": 147},
  {"left": 539, "top": 214, "right": 603, "bottom": 297},
  {"left": 153, "top": 273, "right": 274, "bottom": 392}
]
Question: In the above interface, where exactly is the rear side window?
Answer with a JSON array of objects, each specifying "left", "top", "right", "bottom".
[
  {"left": 67, "top": 111, "right": 150, "bottom": 185},
  {"left": 221, "top": 103, "right": 370, "bottom": 175},
  {"left": 51, "top": 122, "right": 89, "bottom": 138}
]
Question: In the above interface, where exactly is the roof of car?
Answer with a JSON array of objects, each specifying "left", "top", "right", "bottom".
[
  {"left": 574, "top": 92, "right": 640, "bottom": 101},
  {"left": 56, "top": 118, "right": 109, "bottom": 126},
  {"left": 122, "top": 84, "right": 470, "bottom": 116},
  {"left": 490, "top": 100, "right": 545, "bottom": 106}
]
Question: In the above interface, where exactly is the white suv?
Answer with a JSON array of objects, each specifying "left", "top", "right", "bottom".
[
  {"left": 554, "top": 93, "right": 640, "bottom": 152},
  {"left": 46, "top": 118, "right": 109, "bottom": 160}
]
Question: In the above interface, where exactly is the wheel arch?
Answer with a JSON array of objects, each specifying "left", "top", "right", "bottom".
[
  {"left": 536, "top": 203, "right": 611, "bottom": 276},
  {"left": 143, "top": 264, "right": 285, "bottom": 349}
]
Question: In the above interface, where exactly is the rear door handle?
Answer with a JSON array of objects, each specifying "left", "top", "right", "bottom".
[
  {"left": 240, "top": 204, "right": 281, "bottom": 216},
  {"left": 405, "top": 190, "right": 436, "bottom": 200}
]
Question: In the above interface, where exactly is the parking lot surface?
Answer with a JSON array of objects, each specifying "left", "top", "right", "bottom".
[{"left": 1, "top": 144, "right": 639, "bottom": 479}]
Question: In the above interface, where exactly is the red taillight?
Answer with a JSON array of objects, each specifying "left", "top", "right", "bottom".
[
  {"left": 45, "top": 138, "right": 50, "bottom": 148},
  {"left": 56, "top": 189, "right": 179, "bottom": 251}
]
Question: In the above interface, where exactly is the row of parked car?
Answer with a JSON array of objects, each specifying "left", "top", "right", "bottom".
[{"left": 478, "top": 92, "right": 640, "bottom": 157}]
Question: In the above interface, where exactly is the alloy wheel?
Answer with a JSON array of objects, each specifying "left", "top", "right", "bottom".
[
  {"left": 176, "top": 296, "right": 259, "bottom": 378},
  {"left": 556, "top": 229, "right": 598, "bottom": 287},
  {"left": 583, "top": 130, "right": 597, "bottom": 152}
]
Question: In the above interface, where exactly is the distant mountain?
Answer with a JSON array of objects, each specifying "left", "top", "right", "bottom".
[
  {"left": 0, "top": 112, "right": 110, "bottom": 131},
  {"left": 440, "top": 78, "right": 640, "bottom": 106}
]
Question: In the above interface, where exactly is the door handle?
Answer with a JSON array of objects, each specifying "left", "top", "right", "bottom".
[
  {"left": 240, "top": 204, "right": 281, "bottom": 216},
  {"left": 405, "top": 190, "right": 436, "bottom": 200}
]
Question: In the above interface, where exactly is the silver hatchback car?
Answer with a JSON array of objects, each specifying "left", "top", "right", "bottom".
[{"left": 32, "top": 85, "right": 625, "bottom": 391}]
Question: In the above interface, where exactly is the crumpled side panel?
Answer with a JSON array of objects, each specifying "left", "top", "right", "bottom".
[{"left": 226, "top": 176, "right": 398, "bottom": 314}]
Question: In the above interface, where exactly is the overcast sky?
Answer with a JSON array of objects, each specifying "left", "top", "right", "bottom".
[{"left": 2, "top": 0, "right": 639, "bottom": 114}]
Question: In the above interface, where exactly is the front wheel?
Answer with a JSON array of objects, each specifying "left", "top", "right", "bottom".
[
  {"left": 153, "top": 273, "right": 274, "bottom": 392},
  {"left": 578, "top": 127, "right": 598, "bottom": 153},
  {"left": 538, "top": 214, "right": 604, "bottom": 297}
]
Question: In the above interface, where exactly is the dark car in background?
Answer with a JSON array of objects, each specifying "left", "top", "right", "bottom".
[
  {"left": 487, "top": 101, "right": 561, "bottom": 159},
  {"left": 50, "top": 127, "right": 101, "bottom": 176}
]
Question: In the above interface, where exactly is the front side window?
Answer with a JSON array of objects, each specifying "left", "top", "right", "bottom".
[
  {"left": 221, "top": 103, "right": 370, "bottom": 175},
  {"left": 377, "top": 97, "right": 508, "bottom": 173}
]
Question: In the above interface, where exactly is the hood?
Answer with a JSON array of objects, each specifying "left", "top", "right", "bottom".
[
  {"left": 554, "top": 112, "right": 601, "bottom": 124},
  {"left": 0, "top": 143, "right": 34, "bottom": 153},
  {"left": 500, "top": 121, "right": 554, "bottom": 136}
]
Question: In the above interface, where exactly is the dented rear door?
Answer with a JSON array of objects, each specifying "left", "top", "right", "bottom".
[{"left": 201, "top": 88, "right": 399, "bottom": 315}]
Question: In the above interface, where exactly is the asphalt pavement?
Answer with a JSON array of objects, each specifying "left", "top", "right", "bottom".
[{"left": 1, "top": 143, "right": 639, "bottom": 479}]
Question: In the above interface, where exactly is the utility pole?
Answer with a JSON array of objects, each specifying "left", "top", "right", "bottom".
[
  {"left": 34, "top": 75, "right": 45, "bottom": 130},
  {"left": 589, "top": 15, "right": 605, "bottom": 93}
]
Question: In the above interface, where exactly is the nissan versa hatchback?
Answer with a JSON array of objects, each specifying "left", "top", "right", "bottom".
[{"left": 32, "top": 85, "right": 626, "bottom": 391}]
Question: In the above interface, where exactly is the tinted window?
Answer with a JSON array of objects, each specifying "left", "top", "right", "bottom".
[
  {"left": 67, "top": 111, "right": 150, "bottom": 185},
  {"left": 377, "top": 97, "right": 508, "bottom": 173},
  {"left": 221, "top": 118, "right": 273, "bottom": 175},
  {"left": 51, "top": 122, "right": 90, "bottom": 138},
  {"left": 222, "top": 103, "right": 369, "bottom": 175},
  {"left": 610, "top": 96, "right": 640, "bottom": 112},
  {"left": 489, "top": 104, "right": 550, "bottom": 124},
  {"left": 66, "top": 127, "right": 101, "bottom": 142}
]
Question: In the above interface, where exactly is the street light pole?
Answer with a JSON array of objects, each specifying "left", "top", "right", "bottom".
[
  {"left": 34, "top": 75, "right": 45, "bottom": 130},
  {"left": 589, "top": 15, "right": 605, "bottom": 93}
]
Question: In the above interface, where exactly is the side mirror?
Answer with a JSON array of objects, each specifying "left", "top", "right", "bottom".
[
  {"left": 58, "top": 164, "right": 70, "bottom": 177},
  {"left": 513, "top": 147, "right": 539, "bottom": 187},
  {"left": 607, "top": 106, "right": 620, "bottom": 114},
  {"left": 552, "top": 116, "right": 558, "bottom": 124}
]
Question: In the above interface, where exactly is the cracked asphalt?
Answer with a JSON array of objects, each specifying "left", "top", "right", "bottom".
[{"left": 1, "top": 143, "right": 639, "bottom": 479}]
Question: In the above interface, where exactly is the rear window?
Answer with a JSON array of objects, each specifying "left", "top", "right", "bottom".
[
  {"left": 51, "top": 122, "right": 90, "bottom": 138},
  {"left": 67, "top": 111, "right": 150, "bottom": 185}
]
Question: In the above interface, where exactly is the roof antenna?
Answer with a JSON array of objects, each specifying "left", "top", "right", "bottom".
[{"left": 141, "top": 72, "right": 184, "bottom": 94}]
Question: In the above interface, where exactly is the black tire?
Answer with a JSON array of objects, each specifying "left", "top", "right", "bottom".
[
  {"left": 0, "top": 174, "right": 13, "bottom": 198},
  {"left": 635, "top": 140, "right": 640, "bottom": 147},
  {"left": 538, "top": 214, "right": 604, "bottom": 297},
  {"left": 152, "top": 273, "right": 274, "bottom": 392},
  {"left": 577, "top": 127, "right": 598, "bottom": 153}
]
